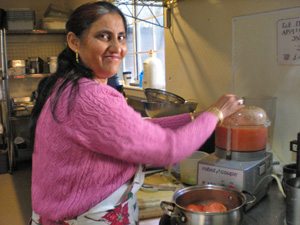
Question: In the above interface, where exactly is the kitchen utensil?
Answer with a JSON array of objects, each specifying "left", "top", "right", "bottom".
[
  {"left": 161, "top": 185, "right": 255, "bottom": 225},
  {"left": 144, "top": 88, "right": 185, "bottom": 104},
  {"left": 28, "top": 57, "right": 43, "bottom": 74},
  {"left": 141, "top": 184, "right": 178, "bottom": 192},
  {"left": 180, "top": 151, "right": 208, "bottom": 185},
  {"left": 142, "top": 101, "right": 197, "bottom": 118}
]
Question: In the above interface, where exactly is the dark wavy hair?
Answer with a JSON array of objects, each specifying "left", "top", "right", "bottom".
[{"left": 29, "top": 1, "right": 127, "bottom": 146}]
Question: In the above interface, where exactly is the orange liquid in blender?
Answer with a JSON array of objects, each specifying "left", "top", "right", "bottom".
[{"left": 215, "top": 126, "right": 268, "bottom": 151}]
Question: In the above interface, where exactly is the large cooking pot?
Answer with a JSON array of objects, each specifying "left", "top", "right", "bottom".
[{"left": 160, "top": 185, "right": 255, "bottom": 225}]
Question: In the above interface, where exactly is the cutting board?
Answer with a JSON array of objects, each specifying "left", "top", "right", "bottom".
[{"left": 137, "top": 172, "right": 183, "bottom": 219}]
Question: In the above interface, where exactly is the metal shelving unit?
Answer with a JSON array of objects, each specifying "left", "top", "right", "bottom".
[{"left": 0, "top": 26, "right": 65, "bottom": 172}]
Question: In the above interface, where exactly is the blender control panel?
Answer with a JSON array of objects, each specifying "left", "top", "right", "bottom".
[
  {"left": 197, "top": 164, "right": 244, "bottom": 190},
  {"left": 197, "top": 153, "right": 272, "bottom": 191}
]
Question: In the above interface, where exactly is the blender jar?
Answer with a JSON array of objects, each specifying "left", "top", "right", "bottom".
[{"left": 215, "top": 106, "right": 271, "bottom": 160}]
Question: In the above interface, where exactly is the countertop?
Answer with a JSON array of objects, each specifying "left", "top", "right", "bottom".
[
  {"left": 139, "top": 178, "right": 287, "bottom": 225},
  {"left": 243, "top": 179, "right": 286, "bottom": 225}
]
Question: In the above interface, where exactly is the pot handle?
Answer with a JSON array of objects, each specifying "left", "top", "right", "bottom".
[
  {"left": 160, "top": 201, "right": 188, "bottom": 223},
  {"left": 160, "top": 201, "right": 175, "bottom": 216},
  {"left": 242, "top": 190, "right": 256, "bottom": 205}
]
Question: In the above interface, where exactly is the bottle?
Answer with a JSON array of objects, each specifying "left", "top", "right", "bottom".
[{"left": 142, "top": 50, "right": 165, "bottom": 89}]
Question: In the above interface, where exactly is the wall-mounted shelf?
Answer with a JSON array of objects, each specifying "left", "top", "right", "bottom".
[
  {"left": 9, "top": 74, "right": 49, "bottom": 79},
  {"left": 7, "top": 30, "right": 66, "bottom": 35}
]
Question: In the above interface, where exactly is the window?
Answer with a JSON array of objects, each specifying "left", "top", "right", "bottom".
[{"left": 118, "top": 2, "right": 165, "bottom": 83}]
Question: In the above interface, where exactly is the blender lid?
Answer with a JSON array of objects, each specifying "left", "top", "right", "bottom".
[{"left": 222, "top": 106, "right": 271, "bottom": 126}]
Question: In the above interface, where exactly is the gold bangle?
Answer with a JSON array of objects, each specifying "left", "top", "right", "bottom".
[
  {"left": 206, "top": 107, "right": 224, "bottom": 126},
  {"left": 190, "top": 112, "right": 195, "bottom": 121}
]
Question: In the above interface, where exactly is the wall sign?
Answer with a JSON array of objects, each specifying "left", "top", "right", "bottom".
[{"left": 277, "top": 17, "right": 300, "bottom": 65}]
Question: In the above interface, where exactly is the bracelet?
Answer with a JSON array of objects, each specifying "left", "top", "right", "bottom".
[
  {"left": 206, "top": 107, "right": 224, "bottom": 126},
  {"left": 190, "top": 112, "right": 195, "bottom": 121}
]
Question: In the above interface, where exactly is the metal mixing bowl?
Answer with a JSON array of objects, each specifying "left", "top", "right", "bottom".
[
  {"left": 144, "top": 88, "right": 186, "bottom": 104},
  {"left": 142, "top": 100, "right": 198, "bottom": 118}
]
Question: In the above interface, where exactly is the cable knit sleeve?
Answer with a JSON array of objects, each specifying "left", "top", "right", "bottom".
[
  {"left": 65, "top": 80, "right": 218, "bottom": 166},
  {"left": 148, "top": 113, "right": 192, "bottom": 129}
]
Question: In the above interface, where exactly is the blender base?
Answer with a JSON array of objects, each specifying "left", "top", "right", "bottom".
[{"left": 197, "top": 152, "right": 273, "bottom": 210}]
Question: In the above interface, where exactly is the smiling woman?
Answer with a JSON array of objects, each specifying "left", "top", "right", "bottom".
[
  {"left": 29, "top": 1, "right": 243, "bottom": 225},
  {"left": 67, "top": 13, "right": 127, "bottom": 81}
]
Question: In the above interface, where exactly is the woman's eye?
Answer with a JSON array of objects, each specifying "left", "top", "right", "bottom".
[
  {"left": 98, "top": 34, "right": 109, "bottom": 40},
  {"left": 119, "top": 35, "right": 126, "bottom": 42}
]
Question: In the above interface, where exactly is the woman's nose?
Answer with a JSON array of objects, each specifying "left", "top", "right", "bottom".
[{"left": 109, "top": 38, "right": 122, "bottom": 53}]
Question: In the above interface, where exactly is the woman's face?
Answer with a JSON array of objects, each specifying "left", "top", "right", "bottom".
[{"left": 77, "top": 13, "right": 127, "bottom": 81}]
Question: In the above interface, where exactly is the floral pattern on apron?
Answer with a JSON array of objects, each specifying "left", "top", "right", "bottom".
[{"left": 30, "top": 165, "right": 145, "bottom": 225}]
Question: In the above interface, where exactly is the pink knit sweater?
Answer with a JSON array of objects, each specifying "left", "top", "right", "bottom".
[{"left": 31, "top": 78, "right": 218, "bottom": 221}]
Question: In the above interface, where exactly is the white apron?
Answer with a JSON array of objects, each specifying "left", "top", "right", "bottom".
[{"left": 30, "top": 165, "right": 145, "bottom": 225}]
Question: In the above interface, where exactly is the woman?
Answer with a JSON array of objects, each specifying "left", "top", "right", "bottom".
[{"left": 30, "top": 2, "right": 243, "bottom": 225}]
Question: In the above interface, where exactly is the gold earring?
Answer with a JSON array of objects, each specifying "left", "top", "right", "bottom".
[{"left": 75, "top": 49, "right": 79, "bottom": 63}]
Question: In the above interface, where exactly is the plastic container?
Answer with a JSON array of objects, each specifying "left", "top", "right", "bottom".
[
  {"left": 123, "top": 71, "right": 131, "bottom": 85},
  {"left": 42, "top": 17, "right": 68, "bottom": 30},
  {"left": 14, "top": 137, "right": 26, "bottom": 149},
  {"left": 180, "top": 151, "right": 208, "bottom": 185},
  {"left": 142, "top": 50, "right": 165, "bottom": 89},
  {"left": 48, "top": 56, "right": 57, "bottom": 73}
]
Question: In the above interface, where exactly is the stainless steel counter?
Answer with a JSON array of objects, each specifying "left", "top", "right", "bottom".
[
  {"left": 139, "top": 179, "right": 287, "bottom": 225},
  {"left": 243, "top": 180, "right": 286, "bottom": 225},
  {"left": 139, "top": 169, "right": 287, "bottom": 225}
]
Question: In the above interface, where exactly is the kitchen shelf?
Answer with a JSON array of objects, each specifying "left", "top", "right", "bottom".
[
  {"left": 9, "top": 73, "right": 50, "bottom": 79},
  {"left": 7, "top": 30, "right": 66, "bottom": 35}
]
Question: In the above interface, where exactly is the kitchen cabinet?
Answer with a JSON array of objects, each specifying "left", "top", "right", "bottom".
[{"left": 0, "top": 28, "right": 66, "bottom": 172}]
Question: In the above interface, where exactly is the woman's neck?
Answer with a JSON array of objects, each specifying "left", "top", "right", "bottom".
[{"left": 94, "top": 78, "right": 108, "bottom": 84}]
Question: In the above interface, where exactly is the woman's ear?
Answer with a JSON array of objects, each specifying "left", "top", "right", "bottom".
[{"left": 67, "top": 32, "right": 80, "bottom": 52}]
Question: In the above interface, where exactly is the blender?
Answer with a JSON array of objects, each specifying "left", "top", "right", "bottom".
[{"left": 197, "top": 106, "right": 273, "bottom": 209}]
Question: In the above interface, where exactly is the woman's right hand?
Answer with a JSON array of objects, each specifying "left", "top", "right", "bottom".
[
  {"left": 209, "top": 94, "right": 244, "bottom": 118},
  {"left": 193, "top": 94, "right": 244, "bottom": 122}
]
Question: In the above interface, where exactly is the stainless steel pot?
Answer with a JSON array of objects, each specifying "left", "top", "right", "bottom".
[{"left": 161, "top": 185, "right": 256, "bottom": 225}]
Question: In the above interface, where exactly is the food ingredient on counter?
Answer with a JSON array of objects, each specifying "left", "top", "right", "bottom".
[{"left": 185, "top": 202, "right": 227, "bottom": 213}]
